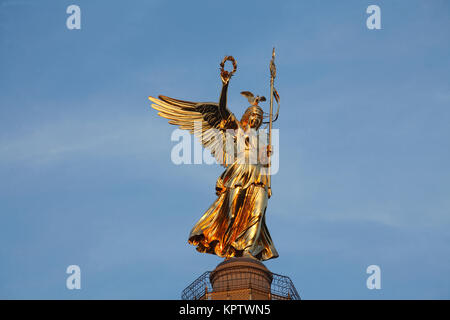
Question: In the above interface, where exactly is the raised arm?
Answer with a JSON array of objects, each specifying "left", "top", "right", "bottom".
[
  {"left": 218, "top": 56, "right": 237, "bottom": 120},
  {"left": 218, "top": 55, "right": 235, "bottom": 118},
  {"left": 218, "top": 80, "right": 229, "bottom": 119}
]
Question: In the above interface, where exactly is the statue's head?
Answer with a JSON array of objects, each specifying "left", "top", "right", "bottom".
[
  {"left": 241, "top": 105, "right": 264, "bottom": 130},
  {"left": 240, "top": 91, "right": 266, "bottom": 130}
]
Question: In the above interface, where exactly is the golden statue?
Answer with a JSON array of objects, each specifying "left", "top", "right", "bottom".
[{"left": 149, "top": 51, "right": 280, "bottom": 261}]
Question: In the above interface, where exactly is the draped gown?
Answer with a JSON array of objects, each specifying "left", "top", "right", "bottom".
[{"left": 188, "top": 128, "right": 279, "bottom": 261}]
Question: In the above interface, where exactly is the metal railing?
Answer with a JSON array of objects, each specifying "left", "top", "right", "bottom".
[{"left": 181, "top": 270, "right": 300, "bottom": 300}]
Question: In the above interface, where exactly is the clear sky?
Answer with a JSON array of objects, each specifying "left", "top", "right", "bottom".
[{"left": 1, "top": 0, "right": 449, "bottom": 299}]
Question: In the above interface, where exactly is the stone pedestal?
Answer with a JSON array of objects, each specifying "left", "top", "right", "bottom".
[
  {"left": 181, "top": 257, "right": 300, "bottom": 300},
  {"left": 208, "top": 257, "right": 273, "bottom": 300}
]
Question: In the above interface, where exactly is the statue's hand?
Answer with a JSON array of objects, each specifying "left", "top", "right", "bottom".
[
  {"left": 258, "top": 145, "right": 272, "bottom": 166},
  {"left": 266, "top": 145, "right": 272, "bottom": 157},
  {"left": 220, "top": 69, "right": 232, "bottom": 84},
  {"left": 219, "top": 56, "right": 237, "bottom": 85}
]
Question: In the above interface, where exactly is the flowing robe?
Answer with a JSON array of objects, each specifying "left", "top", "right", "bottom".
[{"left": 188, "top": 129, "right": 279, "bottom": 261}]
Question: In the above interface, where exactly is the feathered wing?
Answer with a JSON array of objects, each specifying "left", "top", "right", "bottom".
[
  {"left": 149, "top": 95, "right": 240, "bottom": 167},
  {"left": 240, "top": 91, "right": 254, "bottom": 104}
]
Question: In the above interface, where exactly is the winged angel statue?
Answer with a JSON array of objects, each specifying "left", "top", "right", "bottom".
[{"left": 149, "top": 55, "right": 280, "bottom": 261}]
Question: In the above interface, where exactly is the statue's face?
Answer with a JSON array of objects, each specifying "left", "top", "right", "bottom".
[{"left": 248, "top": 111, "right": 262, "bottom": 129}]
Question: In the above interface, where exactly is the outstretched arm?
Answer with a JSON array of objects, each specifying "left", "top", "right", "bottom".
[{"left": 219, "top": 70, "right": 230, "bottom": 119}]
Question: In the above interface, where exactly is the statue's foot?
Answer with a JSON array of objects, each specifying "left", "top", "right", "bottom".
[{"left": 242, "top": 251, "right": 258, "bottom": 260}]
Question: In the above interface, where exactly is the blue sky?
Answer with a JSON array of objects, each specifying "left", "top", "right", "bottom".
[{"left": 0, "top": 0, "right": 449, "bottom": 299}]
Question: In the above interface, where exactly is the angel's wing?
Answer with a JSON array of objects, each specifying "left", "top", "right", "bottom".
[{"left": 149, "top": 95, "right": 240, "bottom": 167}]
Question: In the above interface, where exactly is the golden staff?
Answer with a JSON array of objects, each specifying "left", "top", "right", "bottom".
[{"left": 268, "top": 48, "right": 276, "bottom": 198}]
